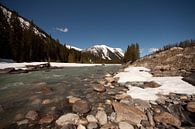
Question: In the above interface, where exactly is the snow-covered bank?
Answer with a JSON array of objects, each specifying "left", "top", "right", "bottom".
[
  {"left": 114, "top": 67, "right": 195, "bottom": 101},
  {"left": 0, "top": 62, "right": 121, "bottom": 69}
]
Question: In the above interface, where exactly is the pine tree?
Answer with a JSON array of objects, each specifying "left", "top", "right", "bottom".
[{"left": 124, "top": 43, "right": 140, "bottom": 63}]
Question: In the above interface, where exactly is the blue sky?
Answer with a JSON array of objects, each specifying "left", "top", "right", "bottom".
[{"left": 1, "top": 0, "right": 195, "bottom": 55}]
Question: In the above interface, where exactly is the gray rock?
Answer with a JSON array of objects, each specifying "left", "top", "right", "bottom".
[
  {"left": 93, "top": 85, "right": 106, "bottom": 92},
  {"left": 146, "top": 110, "right": 155, "bottom": 127},
  {"left": 61, "top": 124, "right": 77, "bottom": 129},
  {"left": 56, "top": 113, "right": 79, "bottom": 126},
  {"left": 25, "top": 110, "right": 38, "bottom": 121},
  {"left": 100, "top": 123, "right": 118, "bottom": 129},
  {"left": 67, "top": 96, "right": 81, "bottom": 104},
  {"left": 72, "top": 100, "right": 91, "bottom": 114},
  {"left": 87, "top": 122, "right": 98, "bottom": 129},
  {"left": 77, "top": 124, "right": 86, "bottom": 129},
  {"left": 17, "top": 119, "right": 29, "bottom": 126},
  {"left": 86, "top": 115, "right": 98, "bottom": 123},
  {"left": 112, "top": 102, "right": 147, "bottom": 125},
  {"left": 118, "top": 122, "right": 134, "bottom": 129},
  {"left": 95, "top": 110, "right": 107, "bottom": 125}
]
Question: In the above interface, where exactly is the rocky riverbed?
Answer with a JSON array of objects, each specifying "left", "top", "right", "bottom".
[{"left": 1, "top": 66, "right": 195, "bottom": 129}]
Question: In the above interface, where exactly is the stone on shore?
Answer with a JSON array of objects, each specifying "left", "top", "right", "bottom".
[
  {"left": 95, "top": 110, "right": 107, "bottom": 125},
  {"left": 187, "top": 102, "right": 195, "bottom": 112},
  {"left": 118, "top": 122, "right": 134, "bottom": 129},
  {"left": 154, "top": 112, "right": 181, "bottom": 128},
  {"left": 72, "top": 100, "right": 91, "bottom": 114},
  {"left": 56, "top": 113, "right": 79, "bottom": 126},
  {"left": 77, "top": 124, "right": 86, "bottom": 129},
  {"left": 112, "top": 102, "right": 147, "bottom": 125},
  {"left": 86, "top": 115, "right": 98, "bottom": 123}
]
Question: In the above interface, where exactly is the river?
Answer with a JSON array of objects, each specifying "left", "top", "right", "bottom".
[{"left": 0, "top": 65, "right": 120, "bottom": 128}]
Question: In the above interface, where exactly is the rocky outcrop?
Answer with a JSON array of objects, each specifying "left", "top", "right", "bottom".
[{"left": 132, "top": 46, "right": 195, "bottom": 76}]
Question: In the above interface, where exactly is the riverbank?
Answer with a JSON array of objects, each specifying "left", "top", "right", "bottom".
[
  {"left": 1, "top": 65, "right": 195, "bottom": 129},
  {"left": 0, "top": 62, "right": 120, "bottom": 74}
]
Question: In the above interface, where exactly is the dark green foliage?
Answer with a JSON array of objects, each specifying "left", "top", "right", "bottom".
[{"left": 124, "top": 43, "right": 140, "bottom": 63}]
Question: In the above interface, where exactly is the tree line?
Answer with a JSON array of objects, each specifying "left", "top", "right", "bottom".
[
  {"left": 0, "top": 7, "right": 121, "bottom": 63},
  {"left": 0, "top": 4, "right": 142, "bottom": 64}
]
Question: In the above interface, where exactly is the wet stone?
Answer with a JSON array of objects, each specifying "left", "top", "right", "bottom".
[
  {"left": 25, "top": 110, "right": 38, "bottom": 121},
  {"left": 72, "top": 100, "right": 91, "bottom": 114},
  {"left": 87, "top": 122, "right": 98, "bottom": 129},
  {"left": 17, "top": 119, "right": 29, "bottom": 126},
  {"left": 93, "top": 85, "right": 106, "bottom": 92},
  {"left": 39, "top": 114, "right": 55, "bottom": 124},
  {"left": 14, "top": 113, "right": 24, "bottom": 121}
]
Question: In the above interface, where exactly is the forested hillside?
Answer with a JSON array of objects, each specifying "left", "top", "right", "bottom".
[{"left": 0, "top": 4, "right": 123, "bottom": 63}]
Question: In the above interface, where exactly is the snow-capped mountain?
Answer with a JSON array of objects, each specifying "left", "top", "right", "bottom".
[
  {"left": 0, "top": 5, "right": 47, "bottom": 38},
  {"left": 65, "top": 44, "right": 83, "bottom": 51},
  {"left": 84, "top": 45, "right": 124, "bottom": 61}
]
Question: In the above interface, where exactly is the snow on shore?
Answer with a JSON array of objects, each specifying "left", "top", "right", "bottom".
[
  {"left": 0, "top": 62, "right": 120, "bottom": 69},
  {"left": 115, "top": 66, "right": 195, "bottom": 101}
]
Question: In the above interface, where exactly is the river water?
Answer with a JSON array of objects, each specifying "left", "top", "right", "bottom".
[{"left": 0, "top": 65, "right": 120, "bottom": 128}]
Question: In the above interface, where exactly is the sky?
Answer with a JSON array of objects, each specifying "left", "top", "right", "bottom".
[{"left": 1, "top": 0, "right": 195, "bottom": 55}]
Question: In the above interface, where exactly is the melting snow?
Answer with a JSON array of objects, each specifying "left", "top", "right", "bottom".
[{"left": 114, "top": 66, "right": 195, "bottom": 100}]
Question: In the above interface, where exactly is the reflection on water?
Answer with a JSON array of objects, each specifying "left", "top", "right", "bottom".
[{"left": 0, "top": 65, "right": 120, "bottom": 128}]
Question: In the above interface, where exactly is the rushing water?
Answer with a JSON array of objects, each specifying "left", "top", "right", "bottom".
[{"left": 0, "top": 65, "right": 120, "bottom": 128}]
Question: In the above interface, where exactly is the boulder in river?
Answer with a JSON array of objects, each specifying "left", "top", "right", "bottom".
[
  {"left": 67, "top": 96, "right": 81, "bottom": 104},
  {"left": 72, "top": 100, "right": 91, "bottom": 114},
  {"left": 154, "top": 112, "right": 181, "bottom": 128},
  {"left": 112, "top": 102, "right": 147, "bottom": 125},
  {"left": 93, "top": 85, "right": 106, "bottom": 92},
  {"left": 25, "top": 110, "right": 38, "bottom": 121},
  {"left": 39, "top": 114, "right": 55, "bottom": 124}
]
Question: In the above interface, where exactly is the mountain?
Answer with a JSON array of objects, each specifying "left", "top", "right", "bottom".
[
  {"left": 0, "top": 4, "right": 47, "bottom": 38},
  {"left": 84, "top": 45, "right": 124, "bottom": 62},
  {"left": 0, "top": 4, "right": 124, "bottom": 64}
]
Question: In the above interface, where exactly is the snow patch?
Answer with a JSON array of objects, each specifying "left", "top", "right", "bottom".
[
  {"left": 65, "top": 44, "right": 82, "bottom": 51},
  {"left": 115, "top": 67, "right": 195, "bottom": 101}
]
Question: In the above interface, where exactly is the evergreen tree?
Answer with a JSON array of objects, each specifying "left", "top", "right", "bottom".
[{"left": 124, "top": 43, "right": 140, "bottom": 63}]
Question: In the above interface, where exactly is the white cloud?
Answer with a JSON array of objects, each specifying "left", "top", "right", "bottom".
[
  {"left": 56, "top": 27, "right": 68, "bottom": 33},
  {"left": 148, "top": 48, "right": 159, "bottom": 53}
]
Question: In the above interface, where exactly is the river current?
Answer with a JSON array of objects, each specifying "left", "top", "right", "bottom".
[{"left": 0, "top": 65, "right": 120, "bottom": 128}]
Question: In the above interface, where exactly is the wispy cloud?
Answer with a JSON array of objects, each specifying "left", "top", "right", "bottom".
[
  {"left": 56, "top": 27, "right": 69, "bottom": 33},
  {"left": 148, "top": 48, "right": 159, "bottom": 53}
]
